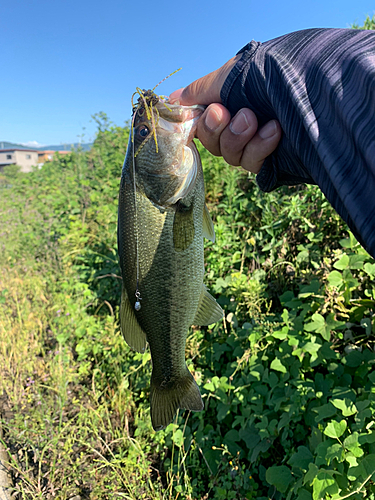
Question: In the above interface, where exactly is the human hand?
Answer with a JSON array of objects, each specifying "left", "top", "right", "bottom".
[{"left": 169, "top": 56, "right": 282, "bottom": 174}]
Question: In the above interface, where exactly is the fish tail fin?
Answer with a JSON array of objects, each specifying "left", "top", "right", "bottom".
[{"left": 150, "top": 368, "right": 204, "bottom": 431}]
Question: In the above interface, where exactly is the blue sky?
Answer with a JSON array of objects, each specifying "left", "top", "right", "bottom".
[{"left": 1, "top": 0, "right": 374, "bottom": 147}]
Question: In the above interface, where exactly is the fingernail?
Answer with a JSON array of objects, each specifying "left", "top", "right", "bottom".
[
  {"left": 259, "top": 120, "right": 277, "bottom": 139},
  {"left": 205, "top": 108, "right": 221, "bottom": 132},
  {"left": 230, "top": 110, "right": 250, "bottom": 135}
]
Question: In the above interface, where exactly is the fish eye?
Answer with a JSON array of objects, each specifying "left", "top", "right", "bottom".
[{"left": 136, "top": 125, "right": 150, "bottom": 138}]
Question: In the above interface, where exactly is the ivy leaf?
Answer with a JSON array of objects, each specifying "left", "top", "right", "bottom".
[
  {"left": 315, "top": 440, "right": 335, "bottom": 466},
  {"left": 327, "top": 270, "right": 343, "bottom": 288},
  {"left": 364, "top": 262, "right": 375, "bottom": 278},
  {"left": 345, "top": 453, "right": 359, "bottom": 467},
  {"left": 312, "top": 471, "right": 339, "bottom": 500},
  {"left": 270, "top": 358, "right": 287, "bottom": 373},
  {"left": 266, "top": 465, "right": 292, "bottom": 493},
  {"left": 331, "top": 398, "right": 357, "bottom": 417},
  {"left": 288, "top": 446, "right": 313, "bottom": 471},
  {"left": 360, "top": 454, "right": 375, "bottom": 479},
  {"left": 334, "top": 254, "right": 349, "bottom": 270},
  {"left": 348, "top": 454, "right": 375, "bottom": 481},
  {"left": 171, "top": 429, "right": 184, "bottom": 447},
  {"left": 325, "top": 443, "right": 345, "bottom": 464},
  {"left": 344, "top": 432, "right": 360, "bottom": 450},
  {"left": 345, "top": 350, "right": 364, "bottom": 367},
  {"left": 313, "top": 403, "right": 337, "bottom": 423},
  {"left": 324, "top": 420, "right": 347, "bottom": 439},
  {"left": 217, "top": 402, "right": 230, "bottom": 421},
  {"left": 349, "top": 254, "right": 367, "bottom": 269},
  {"left": 304, "top": 313, "right": 330, "bottom": 341},
  {"left": 304, "top": 463, "right": 319, "bottom": 486}
]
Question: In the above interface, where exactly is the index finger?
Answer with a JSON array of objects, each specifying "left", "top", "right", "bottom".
[{"left": 169, "top": 55, "right": 240, "bottom": 106}]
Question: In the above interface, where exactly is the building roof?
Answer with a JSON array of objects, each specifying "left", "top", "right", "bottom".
[{"left": 0, "top": 148, "right": 39, "bottom": 153}]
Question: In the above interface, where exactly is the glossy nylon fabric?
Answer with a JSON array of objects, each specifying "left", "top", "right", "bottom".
[{"left": 221, "top": 28, "right": 375, "bottom": 258}]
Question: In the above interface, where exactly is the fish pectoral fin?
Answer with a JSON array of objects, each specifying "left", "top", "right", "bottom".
[
  {"left": 203, "top": 204, "right": 215, "bottom": 242},
  {"left": 150, "top": 368, "right": 203, "bottom": 431},
  {"left": 173, "top": 201, "right": 195, "bottom": 252},
  {"left": 193, "top": 284, "right": 224, "bottom": 326},
  {"left": 120, "top": 286, "right": 147, "bottom": 353}
]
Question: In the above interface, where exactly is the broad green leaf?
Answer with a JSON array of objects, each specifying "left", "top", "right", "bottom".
[
  {"left": 344, "top": 432, "right": 360, "bottom": 450},
  {"left": 331, "top": 398, "right": 357, "bottom": 416},
  {"left": 345, "top": 453, "right": 359, "bottom": 467},
  {"left": 324, "top": 420, "right": 347, "bottom": 439},
  {"left": 364, "top": 262, "right": 375, "bottom": 277},
  {"left": 304, "top": 463, "right": 319, "bottom": 486},
  {"left": 316, "top": 439, "right": 338, "bottom": 466},
  {"left": 224, "top": 429, "right": 240, "bottom": 443},
  {"left": 304, "top": 313, "right": 331, "bottom": 340},
  {"left": 288, "top": 446, "right": 314, "bottom": 471},
  {"left": 270, "top": 358, "right": 287, "bottom": 373},
  {"left": 172, "top": 429, "right": 184, "bottom": 447},
  {"left": 359, "top": 432, "right": 375, "bottom": 444},
  {"left": 296, "top": 489, "right": 313, "bottom": 500},
  {"left": 312, "top": 471, "right": 339, "bottom": 500},
  {"left": 327, "top": 270, "right": 343, "bottom": 288},
  {"left": 217, "top": 402, "right": 230, "bottom": 421},
  {"left": 272, "top": 329, "right": 289, "bottom": 340},
  {"left": 348, "top": 454, "right": 375, "bottom": 481},
  {"left": 304, "top": 313, "right": 325, "bottom": 332},
  {"left": 334, "top": 254, "right": 349, "bottom": 270},
  {"left": 313, "top": 403, "right": 337, "bottom": 423},
  {"left": 325, "top": 443, "right": 345, "bottom": 464},
  {"left": 344, "top": 349, "right": 364, "bottom": 367},
  {"left": 303, "top": 342, "right": 322, "bottom": 355},
  {"left": 203, "top": 381, "right": 215, "bottom": 391},
  {"left": 348, "top": 254, "right": 367, "bottom": 269},
  {"left": 360, "top": 454, "right": 375, "bottom": 478},
  {"left": 325, "top": 313, "right": 346, "bottom": 331},
  {"left": 266, "top": 465, "right": 292, "bottom": 493}
]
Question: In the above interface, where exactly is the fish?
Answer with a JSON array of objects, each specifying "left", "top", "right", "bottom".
[{"left": 117, "top": 91, "right": 223, "bottom": 431}]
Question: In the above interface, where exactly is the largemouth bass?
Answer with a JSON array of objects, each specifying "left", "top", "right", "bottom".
[{"left": 118, "top": 92, "right": 223, "bottom": 431}]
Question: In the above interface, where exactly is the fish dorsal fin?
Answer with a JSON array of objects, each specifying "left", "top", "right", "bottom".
[
  {"left": 120, "top": 286, "right": 147, "bottom": 352},
  {"left": 173, "top": 202, "right": 195, "bottom": 252},
  {"left": 203, "top": 204, "right": 215, "bottom": 242},
  {"left": 193, "top": 284, "right": 223, "bottom": 326}
]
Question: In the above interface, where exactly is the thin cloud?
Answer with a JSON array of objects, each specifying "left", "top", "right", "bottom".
[{"left": 21, "top": 141, "right": 46, "bottom": 148}]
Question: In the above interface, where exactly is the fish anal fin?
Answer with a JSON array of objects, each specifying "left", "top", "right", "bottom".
[
  {"left": 173, "top": 202, "right": 195, "bottom": 252},
  {"left": 150, "top": 368, "right": 203, "bottom": 431},
  {"left": 120, "top": 286, "right": 147, "bottom": 352},
  {"left": 203, "top": 204, "right": 215, "bottom": 242},
  {"left": 193, "top": 284, "right": 223, "bottom": 326}
]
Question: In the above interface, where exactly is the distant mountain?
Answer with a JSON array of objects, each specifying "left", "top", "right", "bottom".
[{"left": 0, "top": 141, "right": 92, "bottom": 152}]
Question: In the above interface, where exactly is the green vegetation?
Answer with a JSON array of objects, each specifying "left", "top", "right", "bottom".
[
  {"left": 1, "top": 18, "right": 375, "bottom": 500},
  {"left": 351, "top": 13, "right": 375, "bottom": 29}
]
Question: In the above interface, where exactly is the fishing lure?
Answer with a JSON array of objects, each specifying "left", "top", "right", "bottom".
[{"left": 130, "top": 68, "right": 181, "bottom": 157}]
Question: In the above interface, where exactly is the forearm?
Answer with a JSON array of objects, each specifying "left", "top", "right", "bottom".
[{"left": 221, "top": 28, "right": 375, "bottom": 257}]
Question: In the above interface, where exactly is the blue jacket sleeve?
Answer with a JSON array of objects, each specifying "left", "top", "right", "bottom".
[{"left": 220, "top": 28, "right": 375, "bottom": 258}]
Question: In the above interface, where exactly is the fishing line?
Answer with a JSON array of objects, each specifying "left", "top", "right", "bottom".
[
  {"left": 130, "top": 76, "right": 180, "bottom": 312},
  {"left": 131, "top": 111, "right": 142, "bottom": 312}
]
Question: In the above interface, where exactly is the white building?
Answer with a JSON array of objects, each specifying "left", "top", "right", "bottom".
[{"left": 0, "top": 148, "right": 39, "bottom": 173}]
